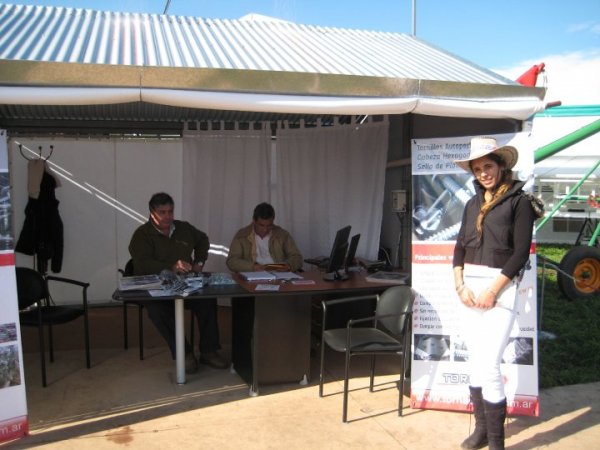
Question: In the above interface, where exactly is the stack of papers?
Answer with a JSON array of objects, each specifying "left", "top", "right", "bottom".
[
  {"left": 119, "top": 274, "right": 162, "bottom": 291},
  {"left": 240, "top": 271, "right": 277, "bottom": 281},
  {"left": 271, "top": 271, "right": 303, "bottom": 280},
  {"left": 240, "top": 271, "right": 304, "bottom": 282}
]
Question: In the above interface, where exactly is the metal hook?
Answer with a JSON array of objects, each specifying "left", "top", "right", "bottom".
[
  {"left": 18, "top": 144, "right": 53, "bottom": 161},
  {"left": 44, "top": 145, "right": 54, "bottom": 161},
  {"left": 18, "top": 144, "right": 32, "bottom": 161}
]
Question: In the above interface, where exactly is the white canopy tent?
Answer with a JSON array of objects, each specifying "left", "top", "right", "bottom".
[
  {"left": 0, "top": 86, "right": 546, "bottom": 120},
  {"left": 0, "top": 4, "right": 550, "bottom": 302}
]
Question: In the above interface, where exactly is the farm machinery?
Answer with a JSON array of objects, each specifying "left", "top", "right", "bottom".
[{"left": 534, "top": 117, "right": 600, "bottom": 300}]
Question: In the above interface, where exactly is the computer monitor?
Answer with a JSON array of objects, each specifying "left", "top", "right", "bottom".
[
  {"left": 323, "top": 225, "right": 351, "bottom": 281},
  {"left": 345, "top": 234, "right": 360, "bottom": 269}
]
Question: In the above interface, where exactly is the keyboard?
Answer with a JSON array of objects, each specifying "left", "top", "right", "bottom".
[{"left": 357, "top": 258, "right": 386, "bottom": 272}]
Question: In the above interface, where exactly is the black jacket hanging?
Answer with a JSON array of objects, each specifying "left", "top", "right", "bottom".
[{"left": 15, "top": 170, "right": 64, "bottom": 273}]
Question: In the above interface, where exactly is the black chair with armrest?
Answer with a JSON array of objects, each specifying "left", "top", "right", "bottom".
[
  {"left": 119, "top": 260, "right": 196, "bottom": 360},
  {"left": 319, "top": 285, "right": 413, "bottom": 422},
  {"left": 16, "top": 267, "right": 91, "bottom": 387}
]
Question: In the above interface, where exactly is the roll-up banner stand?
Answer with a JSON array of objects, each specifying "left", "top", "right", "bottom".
[
  {"left": 410, "top": 133, "right": 539, "bottom": 416},
  {"left": 0, "top": 129, "right": 29, "bottom": 442}
]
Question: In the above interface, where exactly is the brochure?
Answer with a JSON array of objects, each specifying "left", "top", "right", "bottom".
[{"left": 119, "top": 274, "right": 163, "bottom": 291}]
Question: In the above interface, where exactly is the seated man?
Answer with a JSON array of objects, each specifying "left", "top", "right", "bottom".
[
  {"left": 226, "top": 202, "right": 303, "bottom": 272},
  {"left": 129, "top": 192, "right": 227, "bottom": 373}
]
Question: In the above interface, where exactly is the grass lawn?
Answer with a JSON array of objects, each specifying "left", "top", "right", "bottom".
[{"left": 536, "top": 244, "right": 600, "bottom": 388}]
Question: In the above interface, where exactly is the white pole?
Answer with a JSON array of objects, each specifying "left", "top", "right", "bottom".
[{"left": 412, "top": 0, "right": 417, "bottom": 36}]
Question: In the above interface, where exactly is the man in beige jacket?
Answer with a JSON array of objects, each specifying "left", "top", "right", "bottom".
[{"left": 226, "top": 202, "right": 303, "bottom": 272}]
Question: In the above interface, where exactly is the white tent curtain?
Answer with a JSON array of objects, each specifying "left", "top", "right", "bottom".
[
  {"left": 274, "top": 117, "right": 389, "bottom": 262},
  {"left": 181, "top": 117, "right": 389, "bottom": 269},
  {"left": 181, "top": 123, "right": 271, "bottom": 273}
]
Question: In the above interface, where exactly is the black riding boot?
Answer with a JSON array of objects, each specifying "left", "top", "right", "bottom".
[
  {"left": 461, "top": 386, "right": 488, "bottom": 449},
  {"left": 484, "top": 398, "right": 507, "bottom": 450}
]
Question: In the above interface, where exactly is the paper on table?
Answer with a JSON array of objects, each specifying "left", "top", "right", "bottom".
[
  {"left": 148, "top": 289, "right": 172, "bottom": 297},
  {"left": 271, "top": 271, "right": 303, "bottom": 280},
  {"left": 240, "top": 271, "right": 302, "bottom": 281},
  {"left": 255, "top": 284, "right": 280, "bottom": 291},
  {"left": 240, "top": 271, "right": 277, "bottom": 281},
  {"left": 291, "top": 279, "right": 316, "bottom": 285}
]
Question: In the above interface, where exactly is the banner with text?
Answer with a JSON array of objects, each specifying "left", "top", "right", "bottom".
[
  {"left": 0, "top": 129, "right": 28, "bottom": 442},
  {"left": 409, "top": 133, "right": 539, "bottom": 416}
]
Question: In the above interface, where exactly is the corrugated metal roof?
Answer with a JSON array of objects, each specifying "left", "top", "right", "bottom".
[
  {"left": 0, "top": 3, "right": 546, "bottom": 132},
  {"left": 0, "top": 3, "right": 513, "bottom": 85}
]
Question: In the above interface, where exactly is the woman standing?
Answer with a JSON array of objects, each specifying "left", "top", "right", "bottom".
[{"left": 453, "top": 137, "right": 538, "bottom": 450}]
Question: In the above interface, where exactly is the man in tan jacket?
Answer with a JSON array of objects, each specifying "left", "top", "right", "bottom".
[{"left": 226, "top": 202, "right": 303, "bottom": 272}]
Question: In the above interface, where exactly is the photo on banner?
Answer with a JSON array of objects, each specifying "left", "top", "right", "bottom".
[
  {"left": 409, "top": 133, "right": 539, "bottom": 417},
  {"left": 0, "top": 129, "right": 28, "bottom": 443}
]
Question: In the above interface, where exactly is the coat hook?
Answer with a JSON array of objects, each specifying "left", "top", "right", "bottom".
[
  {"left": 45, "top": 145, "right": 54, "bottom": 161},
  {"left": 19, "top": 144, "right": 33, "bottom": 161}
]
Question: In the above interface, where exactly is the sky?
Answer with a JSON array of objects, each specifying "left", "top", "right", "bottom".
[{"left": 7, "top": 0, "right": 600, "bottom": 105}]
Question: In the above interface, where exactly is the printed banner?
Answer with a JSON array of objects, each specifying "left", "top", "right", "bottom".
[
  {"left": 409, "top": 133, "right": 539, "bottom": 416},
  {"left": 0, "top": 129, "right": 29, "bottom": 443}
]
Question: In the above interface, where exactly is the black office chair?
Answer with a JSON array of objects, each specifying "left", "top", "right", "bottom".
[
  {"left": 119, "top": 260, "right": 195, "bottom": 360},
  {"left": 319, "top": 285, "right": 413, "bottom": 422},
  {"left": 17, "top": 267, "right": 91, "bottom": 387},
  {"left": 119, "top": 260, "right": 147, "bottom": 360}
]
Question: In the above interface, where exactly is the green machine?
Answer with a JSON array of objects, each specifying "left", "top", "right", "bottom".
[{"left": 534, "top": 113, "right": 600, "bottom": 300}]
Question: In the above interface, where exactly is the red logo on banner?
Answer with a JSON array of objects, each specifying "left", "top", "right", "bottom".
[{"left": 0, "top": 253, "right": 15, "bottom": 267}]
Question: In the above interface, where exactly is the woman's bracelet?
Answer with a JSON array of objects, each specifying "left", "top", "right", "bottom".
[
  {"left": 456, "top": 283, "right": 465, "bottom": 293},
  {"left": 486, "top": 287, "right": 498, "bottom": 297}
]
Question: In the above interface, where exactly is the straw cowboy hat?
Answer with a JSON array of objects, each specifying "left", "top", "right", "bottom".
[{"left": 454, "top": 137, "right": 518, "bottom": 173}]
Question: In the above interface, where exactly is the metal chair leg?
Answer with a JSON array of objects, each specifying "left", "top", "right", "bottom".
[
  {"left": 369, "top": 354, "right": 376, "bottom": 392},
  {"left": 123, "top": 302, "right": 129, "bottom": 350},
  {"left": 38, "top": 320, "right": 47, "bottom": 388},
  {"left": 138, "top": 304, "right": 144, "bottom": 360},
  {"left": 343, "top": 350, "right": 351, "bottom": 423},
  {"left": 48, "top": 324, "right": 55, "bottom": 363},
  {"left": 319, "top": 333, "right": 326, "bottom": 397},
  {"left": 83, "top": 308, "right": 91, "bottom": 369},
  {"left": 189, "top": 309, "right": 195, "bottom": 353},
  {"left": 398, "top": 354, "right": 405, "bottom": 417}
]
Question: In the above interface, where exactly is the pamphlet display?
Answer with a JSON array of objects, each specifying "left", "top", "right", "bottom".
[
  {"left": 119, "top": 272, "right": 238, "bottom": 297},
  {"left": 410, "top": 134, "right": 539, "bottom": 417},
  {"left": 0, "top": 131, "right": 28, "bottom": 443}
]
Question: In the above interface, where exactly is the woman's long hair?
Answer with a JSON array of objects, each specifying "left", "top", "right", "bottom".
[{"left": 471, "top": 153, "right": 513, "bottom": 239}]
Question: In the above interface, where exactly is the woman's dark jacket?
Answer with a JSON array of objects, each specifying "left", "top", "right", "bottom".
[{"left": 452, "top": 179, "right": 536, "bottom": 280}]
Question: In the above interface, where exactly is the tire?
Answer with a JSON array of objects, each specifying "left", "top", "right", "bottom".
[{"left": 557, "top": 246, "right": 600, "bottom": 300}]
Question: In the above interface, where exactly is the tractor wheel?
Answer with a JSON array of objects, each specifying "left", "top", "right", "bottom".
[{"left": 557, "top": 246, "right": 600, "bottom": 300}]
